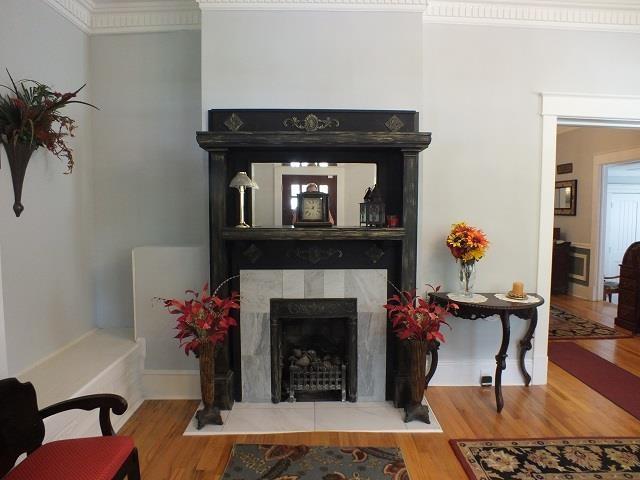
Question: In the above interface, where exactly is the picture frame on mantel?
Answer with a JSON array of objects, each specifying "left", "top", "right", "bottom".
[{"left": 554, "top": 179, "right": 577, "bottom": 216}]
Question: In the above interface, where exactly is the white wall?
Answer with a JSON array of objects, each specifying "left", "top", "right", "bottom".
[
  {"left": 0, "top": 0, "right": 95, "bottom": 374},
  {"left": 90, "top": 31, "right": 206, "bottom": 328},
  {"left": 201, "top": 11, "right": 422, "bottom": 113},
  {"left": 420, "top": 25, "right": 640, "bottom": 383}
]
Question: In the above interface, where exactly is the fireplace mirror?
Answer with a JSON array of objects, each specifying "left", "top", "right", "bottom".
[{"left": 251, "top": 163, "right": 377, "bottom": 227}]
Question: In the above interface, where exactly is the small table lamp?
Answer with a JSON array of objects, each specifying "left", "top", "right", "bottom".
[{"left": 229, "top": 171, "right": 259, "bottom": 228}]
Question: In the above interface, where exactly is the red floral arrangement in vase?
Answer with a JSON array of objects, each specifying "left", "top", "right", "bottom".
[
  {"left": 161, "top": 282, "right": 239, "bottom": 355},
  {"left": 384, "top": 285, "right": 457, "bottom": 424},
  {"left": 159, "top": 279, "right": 239, "bottom": 429},
  {"left": 384, "top": 285, "right": 457, "bottom": 343}
]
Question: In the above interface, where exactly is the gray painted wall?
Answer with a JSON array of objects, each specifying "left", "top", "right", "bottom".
[
  {"left": 90, "top": 31, "right": 205, "bottom": 328},
  {"left": 0, "top": 0, "right": 95, "bottom": 374}
]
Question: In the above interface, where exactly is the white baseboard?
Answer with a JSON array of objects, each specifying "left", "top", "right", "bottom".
[{"left": 428, "top": 358, "right": 537, "bottom": 386}]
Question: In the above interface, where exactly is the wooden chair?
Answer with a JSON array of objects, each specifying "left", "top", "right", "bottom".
[
  {"left": 603, "top": 275, "right": 620, "bottom": 302},
  {"left": 0, "top": 378, "right": 140, "bottom": 480}
]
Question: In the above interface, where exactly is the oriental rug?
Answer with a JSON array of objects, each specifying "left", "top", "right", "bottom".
[
  {"left": 549, "top": 306, "right": 630, "bottom": 340},
  {"left": 450, "top": 438, "right": 640, "bottom": 479},
  {"left": 548, "top": 342, "right": 640, "bottom": 421},
  {"left": 221, "top": 444, "right": 409, "bottom": 480}
]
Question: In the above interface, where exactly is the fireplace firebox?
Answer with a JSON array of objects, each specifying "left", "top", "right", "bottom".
[{"left": 270, "top": 298, "right": 357, "bottom": 403}]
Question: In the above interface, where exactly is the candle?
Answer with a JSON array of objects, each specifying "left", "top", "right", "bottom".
[{"left": 512, "top": 281, "right": 524, "bottom": 297}]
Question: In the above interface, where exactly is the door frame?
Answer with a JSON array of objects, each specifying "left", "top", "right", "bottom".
[
  {"left": 597, "top": 155, "right": 640, "bottom": 298},
  {"left": 273, "top": 166, "right": 346, "bottom": 226},
  {"left": 537, "top": 93, "right": 640, "bottom": 384}
]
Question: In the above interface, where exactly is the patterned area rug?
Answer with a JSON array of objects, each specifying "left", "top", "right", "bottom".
[
  {"left": 450, "top": 438, "right": 640, "bottom": 480},
  {"left": 549, "top": 306, "right": 630, "bottom": 339},
  {"left": 222, "top": 444, "right": 409, "bottom": 480}
]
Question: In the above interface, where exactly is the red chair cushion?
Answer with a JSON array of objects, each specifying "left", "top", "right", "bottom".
[{"left": 5, "top": 436, "right": 134, "bottom": 480}]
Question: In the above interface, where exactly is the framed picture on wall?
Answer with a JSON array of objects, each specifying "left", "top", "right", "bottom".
[{"left": 554, "top": 179, "right": 577, "bottom": 216}]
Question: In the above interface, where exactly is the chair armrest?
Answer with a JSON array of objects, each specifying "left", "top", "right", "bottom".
[{"left": 39, "top": 394, "right": 128, "bottom": 436}]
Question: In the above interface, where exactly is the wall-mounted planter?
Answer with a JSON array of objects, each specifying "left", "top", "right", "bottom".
[{"left": 1, "top": 141, "right": 36, "bottom": 217}]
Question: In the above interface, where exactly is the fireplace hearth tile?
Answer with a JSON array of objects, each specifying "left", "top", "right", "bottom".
[
  {"left": 241, "top": 354, "right": 271, "bottom": 402},
  {"left": 323, "top": 270, "right": 345, "bottom": 298},
  {"left": 283, "top": 270, "right": 304, "bottom": 298},
  {"left": 240, "top": 270, "right": 283, "bottom": 313},
  {"left": 303, "top": 270, "right": 325, "bottom": 297},
  {"left": 183, "top": 399, "right": 442, "bottom": 436},
  {"left": 345, "top": 270, "right": 386, "bottom": 312},
  {"left": 239, "top": 313, "right": 270, "bottom": 356}
]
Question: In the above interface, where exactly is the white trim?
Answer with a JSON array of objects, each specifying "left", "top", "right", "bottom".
[
  {"left": 42, "top": 0, "right": 200, "bottom": 34},
  {"left": 197, "top": 0, "right": 426, "bottom": 11},
  {"left": 594, "top": 147, "right": 640, "bottom": 300},
  {"left": 41, "top": 0, "right": 640, "bottom": 33},
  {"left": 16, "top": 328, "right": 98, "bottom": 378},
  {"left": 539, "top": 93, "right": 640, "bottom": 382},
  {"left": 423, "top": 0, "right": 640, "bottom": 33}
]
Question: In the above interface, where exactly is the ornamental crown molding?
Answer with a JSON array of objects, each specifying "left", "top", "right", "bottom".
[
  {"left": 423, "top": 0, "right": 640, "bottom": 32},
  {"left": 43, "top": 0, "right": 640, "bottom": 33},
  {"left": 196, "top": 0, "right": 426, "bottom": 11},
  {"left": 43, "top": 0, "right": 200, "bottom": 34}
]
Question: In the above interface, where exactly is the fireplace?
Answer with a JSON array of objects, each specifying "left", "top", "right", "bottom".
[
  {"left": 270, "top": 298, "right": 357, "bottom": 403},
  {"left": 197, "top": 109, "right": 431, "bottom": 409}
]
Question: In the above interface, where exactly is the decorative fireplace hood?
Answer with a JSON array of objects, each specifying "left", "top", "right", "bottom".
[{"left": 196, "top": 109, "right": 431, "bottom": 408}]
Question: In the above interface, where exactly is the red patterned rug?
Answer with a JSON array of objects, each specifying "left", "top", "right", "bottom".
[
  {"left": 548, "top": 342, "right": 640, "bottom": 421},
  {"left": 450, "top": 438, "right": 640, "bottom": 479}
]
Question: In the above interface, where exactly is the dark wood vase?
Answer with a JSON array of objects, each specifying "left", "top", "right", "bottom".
[
  {"left": 1, "top": 141, "right": 37, "bottom": 217},
  {"left": 404, "top": 339, "right": 431, "bottom": 424},
  {"left": 195, "top": 342, "right": 223, "bottom": 429}
]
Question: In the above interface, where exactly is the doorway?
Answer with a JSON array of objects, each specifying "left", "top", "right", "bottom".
[{"left": 601, "top": 162, "right": 640, "bottom": 303}]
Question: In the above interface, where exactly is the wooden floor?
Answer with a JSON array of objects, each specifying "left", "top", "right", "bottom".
[{"left": 120, "top": 295, "right": 640, "bottom": 479}]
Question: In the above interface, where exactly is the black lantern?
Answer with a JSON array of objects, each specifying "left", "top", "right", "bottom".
[{"left": 360, "top": 184, "right": 386, "bottom": 227}]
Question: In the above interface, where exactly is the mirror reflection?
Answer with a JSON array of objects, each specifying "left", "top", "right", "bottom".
[
  {"left": 554, "top": 179, "right": 577, "bottom": 216},
  {"left": 251, "top": 163, "right": 377, "bottom": 227}
]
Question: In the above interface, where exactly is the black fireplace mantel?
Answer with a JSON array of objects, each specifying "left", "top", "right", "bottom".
[{"left": 196, "top": 109, "right": 431, "bottom": 407}]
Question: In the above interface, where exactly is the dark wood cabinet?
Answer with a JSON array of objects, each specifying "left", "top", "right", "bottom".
[
  {"left": 616, "top": 241, "right": 640, "bottom": 333},
  {"left": 551, "top": 241, "right": 571, "bottom": 294}
]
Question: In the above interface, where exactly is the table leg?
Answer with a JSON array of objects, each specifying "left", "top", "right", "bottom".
[
  {"left": 425, "top": 341, "right": 440, "bottom": 390},
  {"left": 518, "top": 308, "right": 538, "bottom": 386},
  {"left": 495, "top": 311, "right": 510, "bottom": 413}
]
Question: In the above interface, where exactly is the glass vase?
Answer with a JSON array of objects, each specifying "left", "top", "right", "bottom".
[{"left": 458, "top": 260, "right": 476, "bottom": 298}]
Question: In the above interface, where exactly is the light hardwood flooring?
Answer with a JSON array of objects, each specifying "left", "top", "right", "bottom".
[{"left": 120, "top": 295, "right": 640, "bottom": 479}]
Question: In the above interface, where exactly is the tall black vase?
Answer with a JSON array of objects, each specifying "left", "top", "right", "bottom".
[{"left": 1, "top": 141, "right": 36, "bottom": 217}]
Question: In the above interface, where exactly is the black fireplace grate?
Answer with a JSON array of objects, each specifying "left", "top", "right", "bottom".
[{"left": 288, "top": 363, "right": 347, "bottom": 402}]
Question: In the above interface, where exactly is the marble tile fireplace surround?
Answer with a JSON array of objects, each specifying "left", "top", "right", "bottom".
[{"left": 240, "top": 269, "right": 387, "bottom": 403}]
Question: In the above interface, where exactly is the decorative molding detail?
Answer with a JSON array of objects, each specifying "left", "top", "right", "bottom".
[
  {"left": 385, "top": 115, "right": 405, "bottom": 132},
  {"left": 197, "top": 0, "right": 426, "bottom": 11},
  {"left": 423, "top": 1, "right": 640, "bottom": 32},
  {"left": 287, "top": 245, "right": 343, "bottom": 265},
  {"left": 224, "top": 113, "right": 245, "bottom": 132},
  {"left": 242, "top": 243, "right": 263, "bottom": 264},
  {"left": 42, "top": 0, "right": 201, "bottom": 35},
  {"left": 284, "top": 114, "right": 340, "bottom": 132},
  {"left": 364, "top": 245, "right": 385, "bottom": 264},
  {"left": 42, "top": 0, "right": 93, "bottom": 33},
  {"left": 43, "top": 0, "right": 640, "bottom": 34}
]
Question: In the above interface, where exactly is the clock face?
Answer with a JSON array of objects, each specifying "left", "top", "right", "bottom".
[{"left": 302, "top": 197, "right": 323, "bottom": 220}]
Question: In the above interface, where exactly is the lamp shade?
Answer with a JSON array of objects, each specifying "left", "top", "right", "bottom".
[{"left": 229, "top": 171, "right": 259, "bottom": 190}]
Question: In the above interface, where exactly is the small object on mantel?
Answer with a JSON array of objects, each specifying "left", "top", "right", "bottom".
[{"left": 507, "top": 281, "right": 526, "bottom": 300}]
